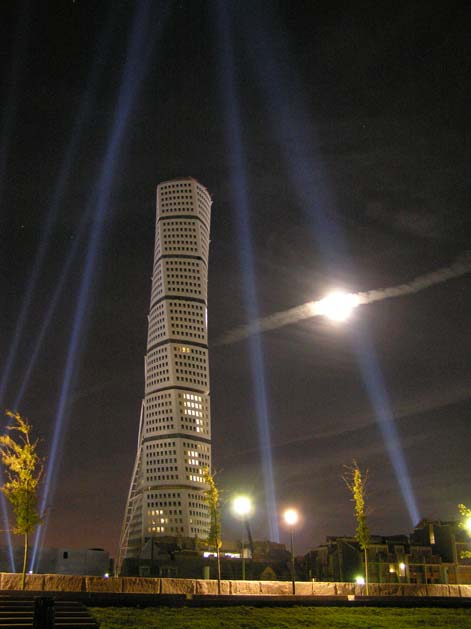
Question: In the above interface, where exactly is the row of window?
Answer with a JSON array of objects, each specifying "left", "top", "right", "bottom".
[
  {"left": 147, "top": 442, "right": 177, "bottom": 450},
  {"left": 165, "top": 259, "right": 202, "bottom": 270},
  {"left": 148, "top": 508, "right": 182, "bottom": 516},
  {"left": 185, "top": 452, "right": 210, "bottom": 463},
  {"left": 151, "top": 281, "right": 205, "bottom": 302},
  {"left": 145, "top": 392, "right": 209, "bottom": 415},
  {"left": 146, "top": 423, "right": 208, "bottom": 433},
  {"left": 148, "top": 466, "right": 177, "bottom": 474},
  {"left": 148, "top": 345, "right": 207, "bottom": 361},
  {"left": 189, "top": 510, "right": 209, "bottom": 519},
  {"left": 145, "top": 418, "right": 174, "bottom": 427},
  {"left": 160, "top": 181, "right": 192, "bottom": 190},
  {"left": 145, "top": 423, "right": 175, "bottom": 433},
  {"left": 146, "top": 377, "right": 208, "bottom": 389},
  {"left": 147, "top": 353, "right": 208, "bottom": 368},
  {"left": 185, "top": 445, "right": 211, "bottom": 455},
  {"left": 147, "top": 454, "right": 177, "bottom": 462},
  {"left": 163, "top": 224, "right": 197, "bottom": 233},
  {"left": 145, "top": 441, "right": 175, "bottom": 451},
  {"left": 146, "top": 414, "right": 208, "bottom": 425},
  {"left": 187, "top": 474, "right": 204, "bottom": 482},
  {"left": 148, "top": 466, "right": 177, "bottom": 473},
  {"left": 145, "top": 414, "right": 209, "bottom": 425},
  {"left": 160, "top": 202, "right": 194, "bottom": 213}
]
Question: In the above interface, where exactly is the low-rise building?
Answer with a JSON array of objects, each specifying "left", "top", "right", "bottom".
[
  {"left": 120, "top": 535, "right": 291, "bottom": 580},
  {"left": 0, "top": 546, "right": 111, "bottom": 576},
  {"left": 306, "top": 519, "right": 471, "bottom": 584}
]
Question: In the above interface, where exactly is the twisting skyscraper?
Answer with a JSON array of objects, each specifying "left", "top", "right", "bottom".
[{"left": 119, "top": 178, "right": 212, "bottom": 566}]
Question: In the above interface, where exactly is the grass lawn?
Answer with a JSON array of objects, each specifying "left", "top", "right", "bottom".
[{"left": 89, "top": 605, "right": 471, "bottom": 628}]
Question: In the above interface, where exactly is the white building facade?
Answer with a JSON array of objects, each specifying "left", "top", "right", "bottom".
[{"left": 119, "top": 178, "right": 212, "bottom": 564}]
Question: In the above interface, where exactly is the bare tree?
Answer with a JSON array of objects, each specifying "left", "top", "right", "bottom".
[
  {"left": 343, "top": 460, "right": 371, "bottom": 594},
  {"left": 0, "top": 411, "right": 43, "bottom": 589}
]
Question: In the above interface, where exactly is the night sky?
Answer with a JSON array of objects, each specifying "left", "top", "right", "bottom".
[{"left": 1, "top": 1, "right": 470, "bottom": 557}]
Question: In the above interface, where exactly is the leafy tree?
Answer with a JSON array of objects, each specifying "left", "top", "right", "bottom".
[
  {"left": 0, "top": 411, "right": 43, "bottom": 589},
  {"left": 260, "top": 565, "right": 277, "bottom": 581},
  {"left": 343, "top": 460, "right": 371, "bottom": 594},
  {"left": 458, "top": 504, "right": 471, "bottom": 559},
  {"left": 203, "top": 467, "right": 222, "bottom": 593}
]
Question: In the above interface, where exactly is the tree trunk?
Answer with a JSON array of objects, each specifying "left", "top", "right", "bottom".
[
  {"left": 364, "top": 547, "right": 369, "bottom": 596},
  {"left": 216, "top": 546, "right": 221, "bottom": 595},
  {"left": 21, "top": 533, "right": 28, "bottom": 591}
]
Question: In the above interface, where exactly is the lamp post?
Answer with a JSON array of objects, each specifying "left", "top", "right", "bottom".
[
  {"left": 283, "top": 508, "right": 299, "bottom": 595},
  {"left": 232, "top": 496, "right": 253, "bottom": 580}
]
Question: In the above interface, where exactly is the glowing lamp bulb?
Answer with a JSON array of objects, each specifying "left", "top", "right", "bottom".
[
  {"left": 283, "top": 508, "right": 299, "bottom": 526},
  {"left": 232, "top": 495, "right": 252, "bottom": 518},
  {"left": 316, "top": 291, "right": 359, "bottom": 322},
  {"left": 465, "top": 517, "right": 471, "bottom": 534},
  {"left": 355, "top": 576, "right": 365, "bottom": 585}
]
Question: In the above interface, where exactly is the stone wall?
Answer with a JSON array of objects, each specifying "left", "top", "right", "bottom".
[{"left": 0, "top": 573, "right": 470, "bottom": 597}]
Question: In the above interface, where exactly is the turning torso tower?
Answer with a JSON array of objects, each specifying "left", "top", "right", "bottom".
[{"left": 119, "top": 177, "right": 212, "bottom": 563}]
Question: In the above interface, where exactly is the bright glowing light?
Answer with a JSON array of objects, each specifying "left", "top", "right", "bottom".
[
  {"left": 316, "top": 291, "right": 359, "bottom": 322},
  {"left": 232, "top": 495, "right": 253, "bottom": 518},
  {"left": 104, "top": 573, "right": 109, "bottom": 579},
  {"left": 464, "top": 517, "right": 471, "bottom": 534},
  {"left": 283, "top": 508, "right": 299, "bottom": 527},
  {"left": 355, "top": 576, "right": 365, "bottom": 585},
  {"left": 399, "top": 562, "right": 406, "bottom": 571}
]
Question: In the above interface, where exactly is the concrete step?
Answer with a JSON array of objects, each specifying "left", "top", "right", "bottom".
[{"left": 0, "top": 597, "right": 99, "bottom": 628}]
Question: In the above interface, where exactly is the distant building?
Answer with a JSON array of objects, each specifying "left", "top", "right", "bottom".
[
  {"left": 0, "top": 547, "right": 110, "bottom": 576},
  {"left": 120, "top": 536, "right": 292, "bottom": 581},
  {"left": 305, "top": 519, "right": 471, "bottom": 584},
  {"left": 411, "top": 518, "right": 471, "bottom": 583},
  {"left": 119, "top": 178, "right": 213, "bottom": 570}
]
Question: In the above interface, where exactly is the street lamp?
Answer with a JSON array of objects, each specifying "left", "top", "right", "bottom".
[
  {"left": 283, "top": 508, "right": 299, "bottom": 595},
  {"left": 232, "top": 495, "right": 253, "bottom": 580}
]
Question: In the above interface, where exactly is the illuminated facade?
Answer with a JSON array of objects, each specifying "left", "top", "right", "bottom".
[{"left": 119, "top": 178, "right": 212, "bottom": 564}]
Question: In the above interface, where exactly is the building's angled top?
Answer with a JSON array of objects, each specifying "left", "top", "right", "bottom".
[{"left": 157, "top": 177, "right": 212, "bottom": 197}]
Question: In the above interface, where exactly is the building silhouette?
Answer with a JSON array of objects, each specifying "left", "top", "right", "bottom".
[
  {"left": 305, "top": 519, "right": 471, "bottom": 584},
  {"left": 118, "top": 178, "right": 212, "bottom": 570}
]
